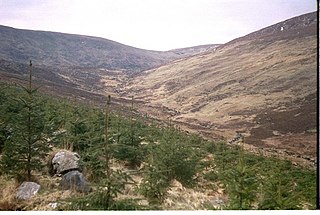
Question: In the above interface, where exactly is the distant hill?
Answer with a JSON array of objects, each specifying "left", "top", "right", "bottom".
[
  {"left": 0, "top": 25, "right": 170, "bottom": 72},
  {"left": 126, "top": 12, "right": 317, "bottom": 158},
  {"left": 0, "top": 25, "right": 219, "bottom": 73},
  {"left": 0, "top": 25, "right": 218, "bottom": 95}
]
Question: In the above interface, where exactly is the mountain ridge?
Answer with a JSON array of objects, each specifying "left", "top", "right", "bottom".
[
  {"left": 0, "top": 24, "right": 172, "bottom": 71},
  {"left": 0, "top": 24, "right": 220, "bottom": 73}
]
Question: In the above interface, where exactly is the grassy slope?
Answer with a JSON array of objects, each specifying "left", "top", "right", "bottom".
[{"left": 126, "top": 12, "right": 317, "bottom": 158}]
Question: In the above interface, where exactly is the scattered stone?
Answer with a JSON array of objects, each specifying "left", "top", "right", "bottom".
[
  {"left": 228, "top": 132, "right": 244, "bottom": 144},
  {"left": 272, "top": 130, "right": 281, "bottom": 136},
  {"left": 302, "top": 155, "right": 311, "bottom": 160},
  {"left": 59, "top": 170, "right": 91, "bottom": 193},
  {"left": 51, "top": 150, "right": 80, "bottom": 175},
  {"left": 214, "top": 199, "right": 224, "bottom": 205},
  {"left": 170, "top": 179, "right": 185, "bottom": 192},
  {"left": 16, "top": 182, "right": 41, "bottom": 201},
  {"left": 48, "top": 202, "right": 58, "bottom": 209}
]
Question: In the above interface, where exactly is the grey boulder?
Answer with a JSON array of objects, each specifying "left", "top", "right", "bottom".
[
  {"left": 16, "top": 182, "right": 41, "bottom": 200},
  {"left": 59, "top": 170, "right": 90, "bottom": 193},
  {"left": 51, "top": 150, "right": 80, "bottom": 175}
]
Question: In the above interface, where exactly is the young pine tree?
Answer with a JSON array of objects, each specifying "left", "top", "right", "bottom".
[
  {"left": 224, "top": 139, "right": 259, "bottom": 209},
  {"left": 140, "top": 128, "right": 200, "bottom": 204},
  {"left": 79, "top": 95, "right": 132, "bottom": 210},
  {"left": 0, "top": 84, "right": 11, "bottom": 154},
  {"left": 1, "top": 61, "right": 51, "bottom": 181},
  {"left": 112, "top": 96, "right": 146, "bottom": 168},
  {"left": 258, "top": 156, "right": 301, "bottom": 209}
]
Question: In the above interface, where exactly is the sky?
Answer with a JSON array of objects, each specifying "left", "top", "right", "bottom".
[{"left": 0, "top": 0, "right": 317, "bottom": 51}]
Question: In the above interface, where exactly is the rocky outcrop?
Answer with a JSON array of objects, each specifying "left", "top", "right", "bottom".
[{"left": 16, "top": 182, "right": 41, "bottom": 201}]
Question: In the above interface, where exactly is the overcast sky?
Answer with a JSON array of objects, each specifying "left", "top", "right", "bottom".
[{"left": 0, "top": 0, "right": 316, "bottom": 51}]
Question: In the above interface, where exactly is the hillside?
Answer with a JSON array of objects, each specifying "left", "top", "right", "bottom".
[
  {"left": 0, "top": 12, "right": 317, "bottom": 164},
  {"left": 125, "top": 12, "right": 317, "bottom": 159},
  {"left": 0, "top": 25, "right": 219, "bottom": 98},
  {"left": 0, "top": 25, "right": 170, "bottom": 71},
  {"left": 0, "top": 25, "right": 220, "bottom": 72},
  {"left": 168, "top": 44, "right": 220, "bottom": 58},
  {"left": 0, "top": 83, "right": 316, "bottom": 210},
  {"left": 0, "top": 12, "right": 317, "bottom": 211}
]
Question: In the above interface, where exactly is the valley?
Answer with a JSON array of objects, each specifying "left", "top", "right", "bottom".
[
  {"left": 0, "top": 12, "right": 317, "bottom": 166},
  {"left": 0, "top": 10, "right": 318, "bottom": 211},
  {"left": 124, "top": 12, "right": 317, "bottom": 165}
]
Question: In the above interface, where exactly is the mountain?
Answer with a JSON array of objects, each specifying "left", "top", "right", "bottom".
[
  {"left": 0, "top": 25, "right": 220, "bottom": 72},
  {"left": 0, "top": 25, "right": 218, "bottom": 96},
  {"left": 0, "top": 25, "right": 170, "bottom": 72},
  {"left": 0, "top": 12, "right": 317, "bottom": 161},
  {"left": 125, "top": 12, "right": 317, "bottom": 158}
]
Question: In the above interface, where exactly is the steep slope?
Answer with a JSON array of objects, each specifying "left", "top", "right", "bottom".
[{"left": 126, "top": 12, "right": 317, "bottom": 158}]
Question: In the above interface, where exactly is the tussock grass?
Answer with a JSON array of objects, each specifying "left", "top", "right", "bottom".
[
  {"left": 0, "top": 176, "right": 19, "bottom": 210},
  {"left": 163, "top": 179, "right": 226, "bottom": 210}
]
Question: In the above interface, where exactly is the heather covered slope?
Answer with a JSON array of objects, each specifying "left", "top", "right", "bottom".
[
  {"left": 0, "top": 25, "right": 219, "bottom": 72},
  {"left": 0, "top": 25, "right": 219, "bottom": 97},
  {"left": 0, "top": 25, "right": 173, "bottom": 72},
  {"left": 126, "top": 12, "right": 317, "bottom": 158}
]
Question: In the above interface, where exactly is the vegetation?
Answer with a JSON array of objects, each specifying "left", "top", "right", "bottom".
[
  {"left": 0, "top": 61, "right": 51, "bottom": 181},
  {"left": 0, "top": 78, "right": 317, "bottom": 210},
  {"left": 223, "top": 141, "right": 259, "bottom": 209}
]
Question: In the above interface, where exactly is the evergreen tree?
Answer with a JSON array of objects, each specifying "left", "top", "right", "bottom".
[
  {"left": 1, "top": 61, "right": 51, "bottom": 181},
  {"left": 224, "top": 140, "right": 259, "bottom": 209},
  {"left": 69, "top": 104, "right": 89, "bottom": 152},
  {"left": 0, "top": 84, "right": 11, "bottom": 154},
  {"left": 80, "top": 95, "right": 132, "bottom": 209},
  {"left": 258, "top": 157, "right": 301, "bottom": 209},
  {"left": 140, "top": 128, "right": 200, "bottom": 203},
  {"left": 112, "top": 96, "right": 146, "bottom": 168}
]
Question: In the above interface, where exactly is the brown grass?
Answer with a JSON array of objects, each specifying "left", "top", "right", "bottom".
[
  {"left": 126, "top": 34, "right": 317, "bottom": 161},
  {"left": 0, "top": 176, "right": 19, "bottom": 210}
]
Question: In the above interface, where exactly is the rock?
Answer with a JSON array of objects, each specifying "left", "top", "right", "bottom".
[
  {"left": 228, "top": 132, "right": 244, "bottom": 144},
  {"left": 214, "top": 199, "right": 224, "bottom": 205},
  {"left": 272, "top": 130, "right": 281, "bottom": 136},
  {"left": 51, "top": 150, "right": 80, "bottom": 175},
  {"left": 59, "top": 170, "right": 90, "bottom": 193},
  {"left": 48, "top": 202, "right": 58, "bottom": 209},
  {"left": 16, "top": 182, "right": 41, "bottom": 200}
]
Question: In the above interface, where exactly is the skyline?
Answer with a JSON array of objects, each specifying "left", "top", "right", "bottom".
[{"left": 0, "top": 0, "right": 317, "bottom": 51}]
